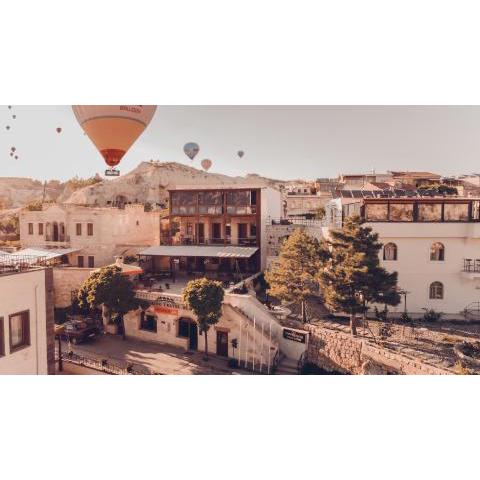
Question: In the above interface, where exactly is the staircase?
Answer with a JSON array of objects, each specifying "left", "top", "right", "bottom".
[{"left": 275, "top": 356, "right": 299, "bottom": 375}]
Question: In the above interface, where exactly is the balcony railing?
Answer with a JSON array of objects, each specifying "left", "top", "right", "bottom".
[
  {"left": 45, "top": 235, "right": 70, "bottom": 243},
  {"left": 163, "top": 237, "right": 258, "bottom": 247},
  {"left": 463, "top": 258, "right": 480, "bottom": 272}
]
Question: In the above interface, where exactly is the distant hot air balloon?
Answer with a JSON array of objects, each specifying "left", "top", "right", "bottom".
[
  {"left": 56, "top": 127, "right": 62, "bottom": 133},
  {"left": 11, "top": 147, "right": 15, "bottom": 152},
  {"left": 183, "top": 142, "right": 199, "bottom": 160},
  {"left": 201, "top": 159, "right": 212, "bottom": 171},
  {"left": 14, "top": 155, "right": 18, "bottom": 159},
  {"left": 238, "top": 150, "right": 244, "bottom": 158},
  {"left": 9, "top": 152, "right": 13, "bottom": 157},
  {"left": 72, "top": 105, "right": 157, "bottom": 174},
  {"left": 6, "top": 126, "right": 10, "bottom": 130},
  {"left": 12, "top": 115, "right": 16, "bottom": 119},
  {"left": 7, "top": 106, "right": 11, "bottom": 109}
]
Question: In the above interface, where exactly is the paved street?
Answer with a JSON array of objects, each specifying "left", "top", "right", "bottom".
[{"left": 59, "top": 334, "right": 249, "bottom": 375}]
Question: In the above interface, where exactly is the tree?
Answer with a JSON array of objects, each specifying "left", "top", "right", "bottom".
[
  {"left": 266, "top": 229, "right": 328, "bottom": 323},
  {"left": 314, "top": 206, "right": 326, "bottom": 220},
  {"left": 319, "top": 216, "right": 400, "bottom": 336},
  {"left": 183, "top": 278, "right": 225, "bottom": 360},
  {"left": 77, "top": 266, "right": 146, "bottom": 340}
]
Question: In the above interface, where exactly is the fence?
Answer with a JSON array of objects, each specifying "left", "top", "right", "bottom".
[{"left": 56, "top": 351, "right": 161, "bottom": 375}]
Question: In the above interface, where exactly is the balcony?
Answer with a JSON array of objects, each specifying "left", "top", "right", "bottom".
[
  {"left": 161, "top": 236, "right": 258, "bottom": 247},
  {"left": 461, "top": 258, "right": 480, "bottom": 279}
]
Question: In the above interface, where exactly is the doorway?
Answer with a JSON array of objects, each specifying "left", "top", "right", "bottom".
[
  {"left": 196, "top": 223, "right": 205, "bottom": 244},
  {"left": 189, "top": 322, "right": 198, "bottom": 350},
  {"left": 216, "top": 330, "right": 228, "bottom": 357}
]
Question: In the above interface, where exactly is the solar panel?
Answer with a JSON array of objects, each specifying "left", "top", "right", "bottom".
[
  {"left": 362, "top": 190, "right": 374, "bottom": 198},
  {"left": 341, "top": 190, "right": 353, "bottom": 198},
  {"left": 352, "top": 190, "right": 363, "bottom": 198}
]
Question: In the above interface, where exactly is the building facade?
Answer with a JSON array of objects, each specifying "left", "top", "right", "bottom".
[
  {"left": 19, "top": 203, "right": 162, "bottom": 268},
  {"left": 0, "top": 266, "right": 55, "bottom": 374},
  {"left": 326, "top": 196, "right": 480, "bottom": 318}
]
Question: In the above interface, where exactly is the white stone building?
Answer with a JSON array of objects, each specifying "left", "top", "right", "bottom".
[
  {"left": 325, "top": 195, "right": 480, "bottom": 318},
  {"left": 0, "top": 264, "right": 55, "bottom": 374}
]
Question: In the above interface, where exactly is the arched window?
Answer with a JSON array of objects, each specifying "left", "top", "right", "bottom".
[
  {"left": 383, "top": 242, "right": 398, "bottom": 261},
  {"left": 430, "top": 242, "right": 445, "bottom": 261},
  {"left": 429, "top": 281, "right": 444, "bottom": 299}
]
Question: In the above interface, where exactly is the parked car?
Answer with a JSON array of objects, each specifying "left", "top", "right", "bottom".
[{"left": 61, "top": 317, "right": 101, "bottom": 345}]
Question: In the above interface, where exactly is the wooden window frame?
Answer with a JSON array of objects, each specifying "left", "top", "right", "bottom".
[
  {"left": 87, "top": 256, "right": 95, "bottom": 268},
  {"left": 9, "top": 310, "right": 31, "bottom": 353},
  {"left": 76, "top": 223, "right": 82, "bottom": 236},
  {"left": 38, "top": 223, "right": 44, "bottom": 235},
  {"left": 77, "top": 255, "right": 84, "bottom": 268},
  {"left": 87, "top": 223, "right": 94, "bottom": 236},
  {"left": 28, "top": 223, "right": 34, "bottom": 235}
]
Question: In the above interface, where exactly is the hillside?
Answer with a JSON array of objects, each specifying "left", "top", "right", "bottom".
[{"left": 63, "top": 161, "right": 286, "bottom": 207}]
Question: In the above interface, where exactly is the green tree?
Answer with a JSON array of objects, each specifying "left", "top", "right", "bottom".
[
  {"left": 314, "top": 206, "right": 326, "bottom": 220},
  {"left": 266, "top": 229, "right": 328, "bottom": 323},
  {"left": 77, "top": 266, "right": 146, "bottom": 340},
  {"left": 319, "top": 216, "right": 400, "bottom": 336},
  {"left": 183, "top": 278, "right": 225, "bottom": 360}
]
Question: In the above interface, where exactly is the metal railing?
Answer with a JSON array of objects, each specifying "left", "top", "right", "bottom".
[
  {"left": 463, "top": 259, "right": 480, "bottom": 272},
  {"left": 268, "top": 216, "right": 327, "bottom": 227},
  {"left": 163, "top": 237, "right": 259, "bottom": 247},
  {"left": 57, "top": 351, "right": 161, "bottom": 375}
]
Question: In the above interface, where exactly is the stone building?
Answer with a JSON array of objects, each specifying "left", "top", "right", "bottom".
[
  {"left": 19, "top": 203, "right": 162, "bottom": 268},
  {"left": 0, "top": 262, "right": 55, "bottom": 374}
]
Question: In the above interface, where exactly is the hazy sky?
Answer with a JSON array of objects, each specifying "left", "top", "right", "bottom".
[{"left": 2, "top": 106, "right": 480, "bottom": 182}]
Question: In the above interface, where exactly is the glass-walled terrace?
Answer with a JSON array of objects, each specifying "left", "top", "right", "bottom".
[
  {"left": 363, "top": 199, "right": 480, "bottom": 222},
  {"left": 170, "top": 189, "right": 258, "bottom": 216}
]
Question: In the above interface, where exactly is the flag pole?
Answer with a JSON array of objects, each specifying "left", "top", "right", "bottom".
[
  {"left": 260, "top": 320, "right": 264, "bottom": 374},
  {"left": 252, "top": 316, "right": 256, "bottom": 372},
  {"left": 267, "top": 319, "right": 272, "bottom": 375}
]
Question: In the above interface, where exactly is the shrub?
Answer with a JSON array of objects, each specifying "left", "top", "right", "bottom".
[{"left": 422, "top": 308, "right": 443, "bottom": 322}]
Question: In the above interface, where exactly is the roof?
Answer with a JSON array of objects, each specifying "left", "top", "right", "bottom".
[
  {"left": 389, "top": 171, "right": 441, "bottom": 179},
  {"left": 139, "top": 245, "right": 258, "bottom": 258},
  {"left": 11, "top": 247, "right": 80, "bottom": 261},
  {"left": 168, "top": 185, "right": 266, "bottom": 191}
]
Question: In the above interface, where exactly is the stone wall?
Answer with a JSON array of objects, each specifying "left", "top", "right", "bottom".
[
  {"left": 304, "top": 323, "right": 452, "bottom": 375},
  {"left": 52, "top": 267, "right": 94, "bottom": 308}
]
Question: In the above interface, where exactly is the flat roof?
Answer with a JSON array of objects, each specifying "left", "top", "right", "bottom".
[
  {"left": 139, "top": 245, "right": 258, "bottom": 258},
  {"left": 11, "top": 247, "right": 80, "bottom": 260},
  {"left": 168, "top": 185, "right": 267, "bottom": 191}
]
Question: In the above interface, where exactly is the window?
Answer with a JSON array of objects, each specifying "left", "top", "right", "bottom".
[
  {"left": 0, "top": 317, "right": 4, "bottom": 357},
  {"left": 87, "top": 223, "right": 93, "bottom": 236},
  {"left": 250, "top": 223, "right": 257, "bottom": 237},
  {"left": 77, "top": 256, "right": 84, "bottom": 267},
  {"left": 429, "top": 282, "right": 444, "bottom": 300},
  {"left": 38, "top": 223, "right": 44, "bottom": 235},
  {"left": 383, "top": 243, "right": 398, "bottom": 261},
  {"left": 9, "top": 311, "right": 30, "bottom": 351},
  {"left": 430, "top": 242, "right": 445, "bottom": 261},
  {"left": 140, "top": 312, "right": 157, "bottom": 332},
  {"left": 88, "top": 256, "right": 95, "bottom": 268},
  {"left": 28, "top": 223, "right": 33, "bottom": 235},
  {"left": 76, "top": 223, "right": 82, "bottom": 235}
]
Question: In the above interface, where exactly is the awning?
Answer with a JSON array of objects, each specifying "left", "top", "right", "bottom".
[
  {"left": 8, "top": 247, "right": 80, "bottom": 261},
  {"left": 139, "top": 245, "right": 258, "bottom": 259}
]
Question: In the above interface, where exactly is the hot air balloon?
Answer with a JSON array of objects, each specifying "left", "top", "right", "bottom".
[
  {"left": 5, "top": 126, "right": 10, "bottom": 130},
  {"left": 201, "top": 159, "right": 212, "bottom": 171},
  {"left": 72, "top": 105, "right": 157, "bottom": 176},
  {"left": 56, "top": 127, "right": 62, "bottom": 133},
  {"left": 7, "top": 106, "right": 11, "bottom": 109},
  {"left": 11, "top": 147, "right": 15, "bottom": 152},
  {"left": 183, "top": 142, "right": 199, "bottom": 160},
  {"left": 12, "top": 115, "right": 16, "bottom": 119},
  {"left": 9, "top": 152, "right": 13, "bottom": 157},
  {"left": 237, "top": 150, "right": 244, "bottom": 158},
  {"left": 14, "top": 155, "right": 18, "bottom": 160}
]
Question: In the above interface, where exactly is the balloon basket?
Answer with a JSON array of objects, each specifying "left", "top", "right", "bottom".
[{"left": 105, "top": 168, "right": 120, "bottom": 177}]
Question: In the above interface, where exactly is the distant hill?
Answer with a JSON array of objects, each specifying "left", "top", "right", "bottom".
[{"left": 63, "top": 161, "right": 287, "bottom": 207}]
